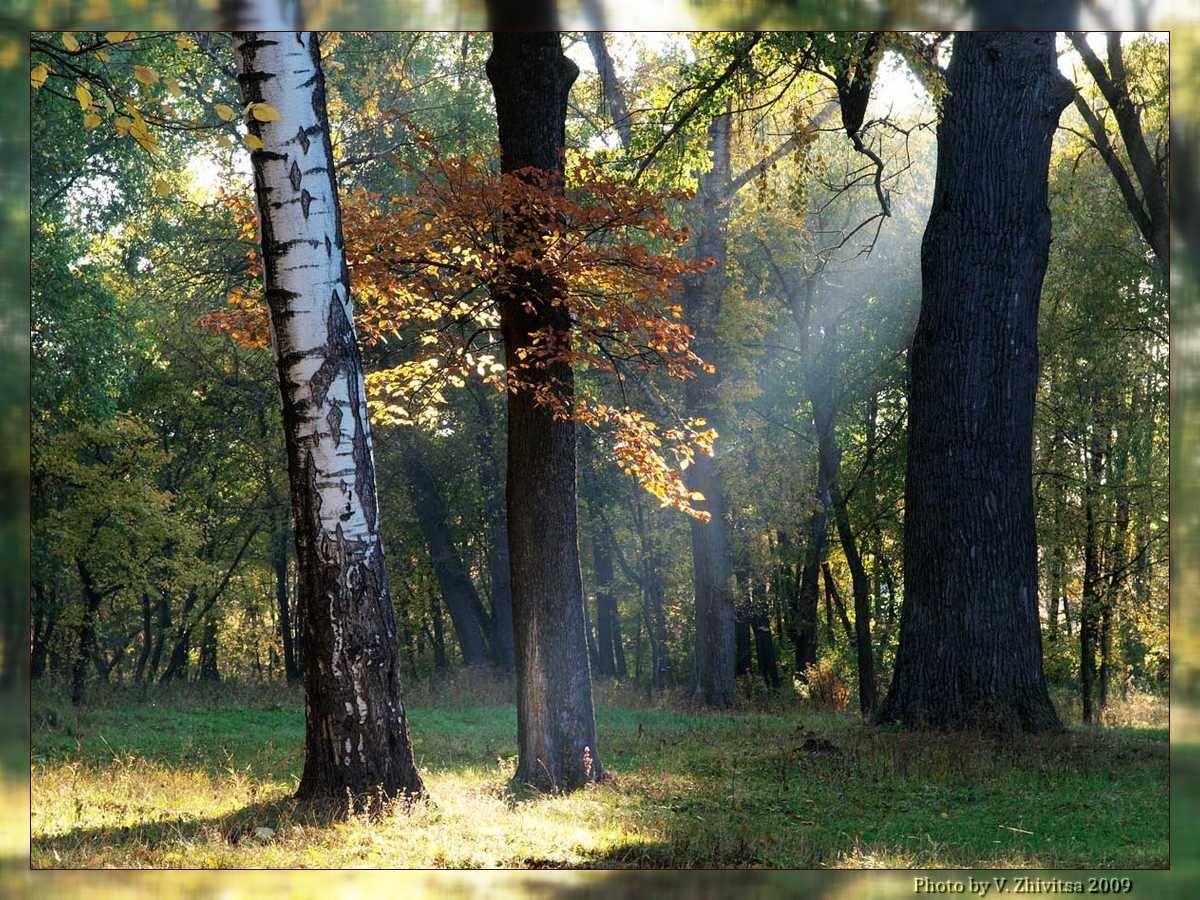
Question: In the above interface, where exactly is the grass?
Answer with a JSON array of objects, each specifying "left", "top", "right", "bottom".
[{"left": 28, "top": 679, "right": 1168, "bottom": 870}]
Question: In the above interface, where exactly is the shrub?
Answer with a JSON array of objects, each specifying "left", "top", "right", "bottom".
[{"left": 800, "top": 659, "right": 850, "bottom": 711}]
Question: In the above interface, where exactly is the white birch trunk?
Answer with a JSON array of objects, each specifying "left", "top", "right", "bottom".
[{"left": 233, "top": 31, "right": 423, "bottom": 806}]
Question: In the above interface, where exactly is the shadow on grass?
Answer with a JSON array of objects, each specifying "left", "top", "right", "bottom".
[{"left": 31, "top": 793, "right": 433, "bottom": 868}]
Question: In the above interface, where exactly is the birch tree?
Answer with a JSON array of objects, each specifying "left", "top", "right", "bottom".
[{"left": 231, "top": 31, "right": 424, "bottom": 807}]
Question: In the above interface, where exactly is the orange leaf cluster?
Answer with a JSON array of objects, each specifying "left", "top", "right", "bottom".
[{"left": 203, "top": 148, "right": 718, "bottom": 518}]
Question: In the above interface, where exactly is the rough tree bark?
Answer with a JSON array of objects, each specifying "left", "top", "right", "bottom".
[
  {"left": 486, "top": 31, "right": 602, "bottom": 792},
  {"left": 877, "top": 32, "right": 1072, "bottom": 733},
  {"left": 233, "top": 31, "right": 423, "bottom": 806}
]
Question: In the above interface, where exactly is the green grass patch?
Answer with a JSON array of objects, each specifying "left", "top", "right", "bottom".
[{"left": 29, "top": 684, "right": 1168, "bottom": 869}]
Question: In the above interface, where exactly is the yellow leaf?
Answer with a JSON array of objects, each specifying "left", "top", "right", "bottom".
[
  {"left": 101, "top": 94, "right": 115, "bottom": 114},
  {"left": 62, "top": 33, "right": 80, "bottom": 52},
  {"left": 213, "top": 103, "right": 236, "bottom": 122},
  {"left": 30, "top": 63, "right": 50, "bottom": 89},
  {"left": 164, "top": 77, "right": 182, "bottom": 97},
  {"left": 153, "top": 177, "right": 171, "bottom": 197},
  {"left": 132, "top": 130, "right": 158, "bottom": 153},
  {"left": 83, "top": 112, "right": 102, "bottom": 129},
  {"left": 133, "top": 65, "right": 158, "bottom": 85},
  {"left": 243, "top": 133, "right": 264, "bottom": 151},
  {"left": 75, "top": 81, "right": 92, "bottom": 110},
  {"left": 96, "top": 50, "right": 110, "bottom": 63},
  {"left": 114, "top": 116, "right": 132, "bottom": 136},
  {"left": 105, "top": 31, "right": 132, "bottom": 44},
  {"left": 175, "top": 35, "right": 197, "bottom": 51},
  {"left": 128, "top": 119, "right": 158, "bottom": 152},
  {"left": 249, "top": 102, "right": 281, "bottom": 123},
  {"left": 215, "top": 133, "right": 234, "bottom": 149}
]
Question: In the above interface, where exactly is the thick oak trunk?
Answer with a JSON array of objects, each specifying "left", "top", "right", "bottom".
[
  {"left": 233, "top": 31, "right": 423, "bottom": 807},
  {"left": 487, "top": 31, "right": 602, "bottom": 793},
  {"left": 878, "top": 32, "right": 1072, "bottom": 732}
]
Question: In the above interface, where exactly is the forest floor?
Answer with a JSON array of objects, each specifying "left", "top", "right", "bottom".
[{"left": 27, "top": 679, "right": 1171, "bottom": 871}]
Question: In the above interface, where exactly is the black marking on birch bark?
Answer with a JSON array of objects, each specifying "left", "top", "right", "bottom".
[
  {"left": 308, "top": 293, "right": 353, "bottom": 411},
  {"left": 236, "top": 71, "right": 275, "bottom": 88},
  {"left": 350, "top": 396, "right": 377, "bottom": 533},
  {"left": 300, "top": 189, "right": 313, "bottom": 219},
  {"left": 304, "top": 448, "right": 323, "bottom": 543},
  {"left": 327, "top": 403, "right": 343, "bottom": 448},
  {"left": 296, "top": 125, "right": 312, "bottom": 154},
  {"left": 265, "top": 287, "right": 302, "bottom": 314},
  {"left": 280, "top": 346, "right": 327, "bottom": 367},
  {"left": 259, "top": 150, "right": 287, "bottom": 164},
  {"left": 289, "top": 160, "right": 303, "bottom": 192},
  {"left": 237, "top": 36, "right": 280, "bottom": 55},
  {"left": 304, "top": 166, "right": 329, "bottom": 176},
  {"left": 268, "top": 238, "right": 320, "bottom": 257},
  {"left": 324, "top": 235, "right": 332, "bottom": 257}
]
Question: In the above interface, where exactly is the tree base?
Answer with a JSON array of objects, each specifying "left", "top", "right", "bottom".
[
  {"left": 875, "top": 689, "right": 1063, "bottom": 734},
  {"left": 294, "top": 770, "right": 426, "bottom": 817}
]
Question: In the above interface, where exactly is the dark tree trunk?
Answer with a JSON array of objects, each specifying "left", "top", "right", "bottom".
[
  {"left": 273, "top": 522, "right": 300, "bottom": 682},
  {"left": 877, "top": 32, "right": 1072, "bottom": 732},
  {"left": 470, "top": 384, "right": 515, "bottom": 673},
  {"left": 822, "top": 563, "right": 855, "bottom": 646},
  {"left": 813, "top": 369, "right": 877, "bottom": 717},
  {"left": 159, "top": 595, "right": 194, "bottom": 684},
  {"left": 430, "top": 593, "right": 449, "bottom": 672},
  {"left": 149, "top": 592, "right": 168, "bottom": 680},
  {"left": 593, "top": 524, "right": 617, "bottom": 679},
  {"left": 612, "top": 606, "right": 627, "bottom": 681},
  {"left": 751, "top": 600, "right": 782, "bottom": 690},
  {"left": 487, "top": 31, "right": 602, "bottom": 792},
  {"left": 634, "top": 497, "right": 670, "bottom": 692},
  {"left": 735, "top": 602, "right": 753, "bottom": 678},
  {"left": 795, "top": 479, "right": 828, "bottom": 676},
  {"left": 683, "top": 111, "right": 737, "bottom": 708},
  {"left": 1081, "top": 417, "right": 1105, "bottom": 725},
  {"left": 72, "top": 561, "right": 101, "bottom": 706},
  {"left": 234, "top": 30, "right": 423, "bottom": 807},
  {"left": 133, "top": 593, "right": 152, "bottom": 683},
  {"left": 199, "top": 616, "right": 220, "bottom": 683},
  {"left": 970, "top": 0, "right": 1080, "bottom": 28},
  {"left": 399, "top": 433, "right": 492, "bottom": 668}
]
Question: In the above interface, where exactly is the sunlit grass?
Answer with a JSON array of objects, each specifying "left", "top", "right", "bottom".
[{"left": 28, "top": 682, "right": 1168, "bottom": 870}]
